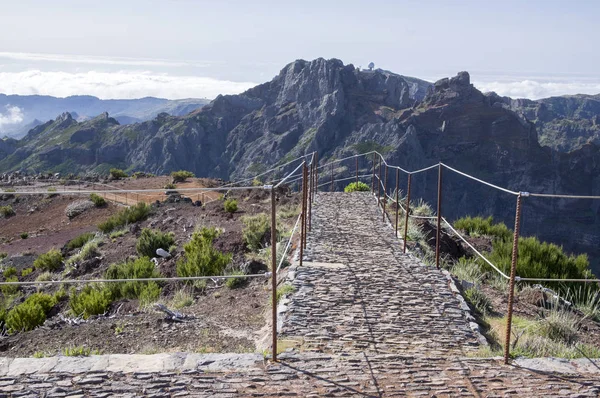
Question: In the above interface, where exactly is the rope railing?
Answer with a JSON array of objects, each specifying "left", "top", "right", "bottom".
[{"left": 276, "top": 213, "right": 302, "bottom": 274}]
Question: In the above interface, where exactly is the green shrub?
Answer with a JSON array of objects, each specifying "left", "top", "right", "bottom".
[
  {"left": 66, "top": 232, "right": 95, "bottom": 250},
  {"left": 97, "top": 202, "right": 151, "bottom": 233},
  {"left": 225, "top": 271, "right": 246, "bottom": 289},
  {"left": 0, "top": 252, "right": 7, "bottom": 261},
  {"left": 89, "top": 193, "right": 106, "bottom": 207},
  {"left": 21, "top": 268, "right": 33, "bottom": 277},
  {"left": 171, "top": 170, "right": 194, "bottom": 183},
  {"left": 223, "top": 199, "right": 238, "bottom": 213},
  {"left": 344, "top": 182, "right": 370, "bottom": 192},
  {"left": 20, "top": 232, "right": 28, "bottom": 239},
  {"left": 33, "top": 249, "right": 63, "bottom": 272},
  {"left": 6, "top": 293, "right": 56, "bottom": 333},
  {"left": 1, "top": 276, "right": 19, "bottom": 296},
  {"left": 0, "top": 205, "right": 15, "bottom": 217},
  {"left": 109, "top": 229, "right": 128, "bottom": 239},
  {"left": 164, "top": 182, "right": 176, "bottom": 190},
  {"left": 105, "top": 257, "right": 162, "bottom": 302},
  {"left": 136, "top": 228, "right": 175, "bottom": 258},
  {"left": 109, "top": 168, "right": 128, "bottom": 179},
  {"left": 242, "top": 213, "right": 270, "bottom": 252},
  {"left": 3, "top": 266, "right": 17, "bottom": 278},
  {"left": 66, "top": 239, "right": 100, "bottom": 266},
  {"left": 273, "top": 284, "right": 296, "bottom": 305},
  {"left": 454, "top": 216, "right": 511, "bottom": 241},
  {"left": 484, "top": 236, "right": 595, "bottom": 293},
  {"left": 177, "top": 227, "right": 231, "bottom": 278},
  {"left": 69, "top": 285, "right": 113, "bottom": 319}
]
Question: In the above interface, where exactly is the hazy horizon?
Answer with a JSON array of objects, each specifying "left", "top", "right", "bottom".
[{"left": 1, "top": 0, "right": 599, "bottom": 101}]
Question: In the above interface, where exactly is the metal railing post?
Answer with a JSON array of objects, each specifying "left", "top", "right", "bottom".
[
  {"left": 308, "top": 160, "right": 313, "bottom": 232},
  {"left": 303, "top": 164, "right": 308, "bottom": 250},
  {"left": 403, "top": 174, "right": 412, "bottom": 253},
  {"left": 504, "top": 192, "right": 524, "bottom": 365},
  {"left": 330, "top": 163, "right": 334, "bottom": 192},
  {"left": 270, "top": 187, "right": 278, "bottom": 362},
  {"left": 395, "top": 168, "right": 399, "bottom": 236},
  {"left": 435, "top": 163, "right": 442, "bottom": 269},
  {"left": 314, "top": 152, "right": 318, "bottom": 199},
  {"left": 377, "top": 157, "right": 382, "bottom": 206},
  {"left": 299, "top": 167, "right": 306, "bottom": 267},
  {"left": 371, "top": 153, "right": 376, "bottom": 193},
  {"left": 356, "top": 157, "right": 359, "bottom": 185},
  {"left": 383, "top": 164, "right": 388, "bottom": 222}
]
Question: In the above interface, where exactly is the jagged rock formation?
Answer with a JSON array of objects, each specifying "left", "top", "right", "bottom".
[
  {"left": 488, "top": 92, "right": 600, "bottom": 152},
  {"left": 1, "top": 58, "right": 599, "bottom": 273}
]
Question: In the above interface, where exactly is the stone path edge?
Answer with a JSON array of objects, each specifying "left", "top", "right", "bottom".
[{"left": 0, "top": 353, "right": 264, "bottom": 377}]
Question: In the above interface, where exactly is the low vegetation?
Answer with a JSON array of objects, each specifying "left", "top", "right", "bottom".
[
  {"left": 171, "top": 170, "right": 194, "bottom": 183},
  {"left": 62, "top": 346, "right": 101, "bottom": 356},
  {"left": 177, "top": 227, "right": 231, "bottom": 278},
  {"left": 66, "top": 238, "right": 101, "bottom": 266},
  {"left": 89, "top": 193, "right": 107, "bottom": 207},
  {"left": 105, "top": 257, "right": 162, "bottom": 305},
  {"left": 454, "top": 216, "right": 511, "bottom": 241},
  {"left": 5, "top": 293, "right": 56, "bottom": 333},
  {"left": 69, "top": 285, "right": 113, "bottom": 319},
  {"left": 223, "top": 198, "right": 238, "bottom": 213},
  {"left": 20, "top": 232, "right": 28, "bottom": 239},
  {"left": 136, "top": 228, "right": 175, "bottom": 258},
  {"left": 109, "top": 168, "right": 128, "bottom": 179},
  {"left": 33, "top": 249, "right": 63, "bottom": 272},
  {"left": 242, "top": 213, "right": 270, "bottom": 252},
  {"left": 0, "top": 205, "right": 15, "bottom": 217},
  {"left": 225, "top": 271, "right": 246, "bottom": 289},
  {"left": 66, "top": 232, "right": 95, "bottom": 250},
  {"left": 98, "top": 202, "right": 151, "bottom": 233},
  {"left": 344, "top": 181, "right": 370, "bottom": 192}
]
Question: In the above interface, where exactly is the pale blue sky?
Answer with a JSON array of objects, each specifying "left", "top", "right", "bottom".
[{"left": 0, "top": 0, "right": 598, "bottom": 99}]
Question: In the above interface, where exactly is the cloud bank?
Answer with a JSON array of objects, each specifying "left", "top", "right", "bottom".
[
  {"left": 0, "top": 51, "right": 210, "bottom": 68},
  {"left": 474, "top": 79, "right": 600, "bottom": 100},
  {"left": 0, "top": 105, "right": 24, "bottom": 128},
  {"left": 0, "top": 70, "right": 256, "bottom": 100}
]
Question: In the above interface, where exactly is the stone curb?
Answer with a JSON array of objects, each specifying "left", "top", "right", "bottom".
[{"left": 0, "top": 353, "right": 263, "bottom": 376}]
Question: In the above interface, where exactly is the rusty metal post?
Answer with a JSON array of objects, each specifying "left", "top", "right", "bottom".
[
  {"left": 270, "top": 187, "right": 278, "bottom": 362},
  {"left": 314, "top": 152, "right": 318, "bottom": 198},
  {"left": 299, "top": 167, "right": 305, "bottom": 268},
  {"left": 371, "top": 153, "right": 376, "bottom": 193},
  {"left": 504, "top": 193, "right": 524, "bottom": 365},
  {"left": 403, "top": 174, "right": 412, "bottom": 253},
  {"left": 125, "top": 191, "right": 128, "bottom": 205},
  {"left": 330, "top": 163, "right": 334, "bottom": 192},
  {"left": 304, "top": 164, "right": 309, "bottom": 249},
  {"left": 377, "top": 157, "right": 382, "bottom": 207},
  {"left": 356, "top": 156, "right": 359, "bottom": 185},
  {"left": 383, "top": 165, "right": 388, "bottom": 222},
  {"left": 308, "top": 160, "right": 313, "bottom": 232},
  {"left": 435, "top": 163, "right": 442, "bottom": 269},
  {"left": 395, "top": 168, "right": 399, "bottom": 236}
]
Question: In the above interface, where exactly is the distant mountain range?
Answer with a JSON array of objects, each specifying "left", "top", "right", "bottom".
[
  {"left": 0, "top": 94, "right": 210, "bottom": 138},
  {"left": 2, "top": 58, "right": 600, "bottom": 275}
]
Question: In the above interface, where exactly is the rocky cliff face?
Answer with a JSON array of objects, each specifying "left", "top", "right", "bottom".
[
  {"left": 489, "top": 93, "right": 600, "bottom": 152},
  {"left": 1, "top": 58, "right": 600, "bottom": 274}
]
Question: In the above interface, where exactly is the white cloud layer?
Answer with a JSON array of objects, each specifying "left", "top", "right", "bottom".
[
  {"left": 0, "top": 105, "right": 24, "bottom": 128},
  {"left": 0, "top": 51, "right": 210, "bottom": 68},
  {"left": 474, "top": 80, "right": 600, "bottom": 100},
  {"left": 0, "top": 70, "right": 256, "bottom": 100}
]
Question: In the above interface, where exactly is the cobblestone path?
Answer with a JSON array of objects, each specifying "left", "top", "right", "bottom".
[
  {"left": 280, "top": 192, "right": 481, "bottom": 356},
  {"left": 1, "top": 192, "right": 599, "bottom": 397}
]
